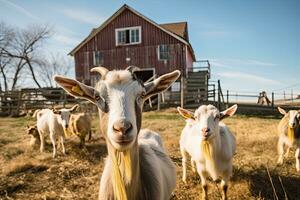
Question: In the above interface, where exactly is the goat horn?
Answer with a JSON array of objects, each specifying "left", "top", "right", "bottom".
[
  {"left": 90, "top": 66, "right": 109, "bottom": 79},
  {"left": 126, "top": 65, "right": 140, "bottom": 73}
]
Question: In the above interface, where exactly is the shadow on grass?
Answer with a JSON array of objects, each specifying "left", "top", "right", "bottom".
[{"left": 232, "top": 165, "right": 300, "bottom": 200}]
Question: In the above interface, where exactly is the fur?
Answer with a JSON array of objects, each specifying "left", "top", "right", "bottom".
[
  {"left": 69, "top": 113, "right": 91, "bottom": 146},
  {"left": 36, "top": 109, "right": 66, "bottom": 158},
  {"left": 53, "top": 69, "right": 180, "bottom": 200},
  {"left": 277, "top": 108, "right": 300, "bottom": 171},
  {"left": 178, "top": 104, "right": 237, "bottom": 200}
]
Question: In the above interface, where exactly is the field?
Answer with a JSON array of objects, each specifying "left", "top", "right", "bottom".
[{"left": 0, "top": 109, "right": 299, "bottom": 200}]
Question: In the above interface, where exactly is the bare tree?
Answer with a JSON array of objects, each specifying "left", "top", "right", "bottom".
[
  {"left": 0, "top": 22, "right": 15, "bottom": 91},
  {"left": 37, "top": 53, "right": 72, "bottom": 87},
  {"left": 2, "top": 23, "right": 53, "bottom": 90}
]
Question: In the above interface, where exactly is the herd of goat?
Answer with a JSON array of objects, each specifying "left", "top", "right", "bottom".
[{"left": 24, "top": 67, "right": 300, "bottom": 200}]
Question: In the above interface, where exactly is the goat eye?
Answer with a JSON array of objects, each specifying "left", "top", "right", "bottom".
[
  {"left": 95, "top": 95, "right": 101, "bottom": 101},
  {"left": 140, "top": 91, "right": 146, "bottom": 97},
  {"left": 214, "top": 115, "right": 220, "bottom": 121}
]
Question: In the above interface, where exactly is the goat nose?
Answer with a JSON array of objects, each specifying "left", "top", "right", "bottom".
[
  {"left": 291, "top": 123, "right": 296, "bottom": 127},
  {"left": 202, "top": 128, "right": 210, "bottom": 135},
  {"left": 65, "top": 124, "right": 68, "bottom": 128},
  {"left": 113, "top": 120, "right": 132, "bottom": 135}
]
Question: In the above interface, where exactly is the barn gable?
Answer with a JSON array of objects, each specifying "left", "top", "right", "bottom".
[{"left": 69, "top": 4, "right": 195, "bottom": 58}]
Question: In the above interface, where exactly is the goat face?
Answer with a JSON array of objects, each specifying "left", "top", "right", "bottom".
[
  {"left": 288, "top": 111, "right": 300, "bottom": 128},
  {"left": 95, "top": 70, "right": 145, "bottom": 151},
  {"left": 53, "top": 105, "right": 79, "bottom": 129},
  {"left": 26, "top": 125, "right": 39, "bottom": 137},
  {"left": 278, "top": 107, "right": 300, "bottom": 128},
  {"left": 54, "top": 66, "right": 180, "bottom": 151},
  {"left": 178, "top": 104, "right": 238, "bottom": 141}
]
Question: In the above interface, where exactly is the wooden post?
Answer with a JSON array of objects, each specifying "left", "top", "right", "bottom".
[
  {"left": 16, "top": 91, "right": 22, "bottom": 116},
  {"left": 217, "top": 80, "right": 221, "bottom": 110},
  {"left": 157, "top": 93, "right": 161, "bottom": 111},
  {"left": 271, "top": 92, "right": 274, "bottom": 108},
  {"left": 161, "top": 92, "right": 165, "bottom": 103},
  {"left": 63, "top": 91, "right": 67, "bottom": 107},
  {"left": 148, "top": 98, "right": 152, "bottom": 108},
  {"left": 226, "top": 90, "right": 229, "bottom": 106},
  {"left": 181, "top": 74, "right": 184, "bottom": 108}
]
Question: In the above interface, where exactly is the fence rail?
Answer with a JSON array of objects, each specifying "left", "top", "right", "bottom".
[{"left": 0, "top": 88, "right": 86, "bottom": 116}]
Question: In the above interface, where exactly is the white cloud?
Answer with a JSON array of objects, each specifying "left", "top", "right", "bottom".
[
  {"left": 61, "top": 8, "right": 105, "bottom": 26},
  {"left": 226, "top": 58, "right": 277, "bottom": 67},
  {"left": 207, "top": 58, "right": 277, "bottom": 68},
  {"left": 0, "top": 0, "right": 40, "bottom": 21},
  {"left": 216, "top": 71, "right": 281, "bottom": 85},
  {"left": 53, "top": 33, "right": 81, "bottom": 46},
  {"left": 246, "top": 59, "right": 277, "bottom": 66}
]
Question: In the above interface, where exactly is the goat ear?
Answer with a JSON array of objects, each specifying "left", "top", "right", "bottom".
[
  {"left": 278, "top": 107, "right": 287, "bottom": 115},
  {"left": 54, "top": 75, "right": 96, "bottom": 104},
  {"left": 70, "top": 104, "right": 79, "bottom": 113},
  {"left": 177, "top": 107, "right": 195, "bottom": 120},
  {"left": 220, "top": 104, "right": 238, "bottom": 121},
  {"left": 144, "top": 70, "right": 180, "bottom": 99}
]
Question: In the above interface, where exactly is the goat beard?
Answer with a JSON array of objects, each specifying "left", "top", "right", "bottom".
[
  {"left": 111, "top": 149, "right": 132, "bottom": 200},
  {"left": 288, "top": 127, "right": 295, "bottom": 143},
  {"left": 201, "top": 141, "right": 212, "bottom": 161},
  {"left": 63, "top": 128, "right": 72, "bottom": 138},
  {"left": 201, "top": 140, "right": 218, "bottom": 179}
]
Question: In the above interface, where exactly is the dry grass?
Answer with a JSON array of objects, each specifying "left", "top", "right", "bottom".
[{"left": 0, "top": 111, "right": 299, "bottom": 200}]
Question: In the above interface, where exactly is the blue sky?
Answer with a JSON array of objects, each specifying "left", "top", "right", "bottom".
[{"left": 1, "top": 0, "right": 299, "bottom": 98}]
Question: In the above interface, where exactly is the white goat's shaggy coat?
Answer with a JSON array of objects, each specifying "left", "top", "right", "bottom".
[
  {"left": 178, "top": 104, "right": 237, "bottom": 200},
  {"left": 36, "top": 109, "right": 66, "bottom": 158},
  {"left": 54, "top": 67, "right": 180, "bottom": 200},
  {"left": 277, "top": 107, "right": 300, "bottom": 171}
]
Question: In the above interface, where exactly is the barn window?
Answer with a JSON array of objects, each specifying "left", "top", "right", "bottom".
[
  {"left": 93, "top": 51, "right": 103, "bottom": 66},
  {"left": 115, "top": 26, "right": 141, "bottom": 46},
  {"left": 158, "top": 45, "right": 169, "bottom": 60}
]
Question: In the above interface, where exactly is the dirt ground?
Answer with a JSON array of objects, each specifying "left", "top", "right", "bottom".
[{"left": 0, "top": 109, "right": 299, "bottom": 200}]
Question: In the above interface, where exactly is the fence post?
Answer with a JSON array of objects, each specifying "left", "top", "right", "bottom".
[
  {"left": 271, "top": 92, "right": 274, "bottom": 108},
  {"left": 226, "top": 90, "right": 229, "bottom": 106},
  {"left": 217, "top": 80, "right": 221, "bottom": 110},
  {"left": 63, "top": 91, "right": 67, "bottom": 107},
  {"left": 16, "top": 91, "right": 22, "bottom": 116},
  {"left": 180, "top": 74, "right": 184, "bottom": 108},
  {"left": 157, "top": 93, "right": 161, "bottom": 111}
]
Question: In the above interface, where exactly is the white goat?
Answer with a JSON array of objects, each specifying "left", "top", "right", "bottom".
[
  {"left": 277, "top": 107, "right": 300, "bottom": 171},
  {"left": 54, "top": 66, "right": 179, "bottom": 200},
  {"left": 36, "top": 105, "right": 78, "bottom": 158},
  {"left": 177, "top": 104, "right": 237, "bottom": 200}
]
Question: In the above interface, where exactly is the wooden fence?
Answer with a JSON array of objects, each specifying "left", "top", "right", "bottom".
[{"left": 0, "top": 88, "right": 96, "bottom": 117}]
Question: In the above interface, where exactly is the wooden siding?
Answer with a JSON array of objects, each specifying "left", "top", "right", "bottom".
[
  {"left": 74, "top": 8, "right": 186, "bottom": 82},
  {"left": 186, "top": 47, "right": 194, "bottom": 72}
]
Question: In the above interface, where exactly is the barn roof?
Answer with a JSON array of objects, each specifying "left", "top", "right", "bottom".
[
  {"left": 69, "top": 4, "right": 195, "bottom": 60},
  {"left": 160, "top": 22, "right": 189, "bottom": 41}
]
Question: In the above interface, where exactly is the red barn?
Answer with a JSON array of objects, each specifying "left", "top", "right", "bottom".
[
  {"left": 69, "top": 4, "right": 196, "bottom": 85},
  {"left": 70, "top": 4, "right": 212, "bottom": 106}
]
